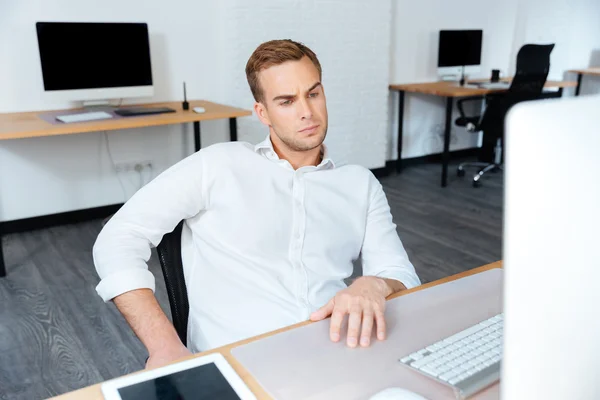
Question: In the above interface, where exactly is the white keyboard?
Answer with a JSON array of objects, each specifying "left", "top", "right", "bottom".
[
  {"left": 56, "top": 111, "right": 113, "bottom": 123},
  {"left": 477, "top": 82, "right": 510, "bottom": 90},
  {"left": 400, "top": 314, "right": 503, "bottom": 399}
]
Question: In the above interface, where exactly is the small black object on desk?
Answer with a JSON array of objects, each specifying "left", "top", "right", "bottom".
[
  {"left": 114, "top": 107, "right": 176, "bottom": 117},
  {"left": 182, "top": 81, "right": 189, "bottom": 110},
  {"left": 491, "top": 69, "right": 500, "bottom": 82}
]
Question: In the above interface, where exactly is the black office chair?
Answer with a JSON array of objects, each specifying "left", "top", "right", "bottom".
[
  {"left": 156, "top": 220, "right": 190, "bottom": 347},
  {"left": 455, "top": 43, "right": 555, "bottom": 187}
]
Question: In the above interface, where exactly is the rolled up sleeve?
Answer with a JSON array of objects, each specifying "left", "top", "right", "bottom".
[
  {"left": 93, "top": 151, "right": 207, "bottom": 302},
  {"left": 360, "top": 175, "right": 421, "bottom": 290}
]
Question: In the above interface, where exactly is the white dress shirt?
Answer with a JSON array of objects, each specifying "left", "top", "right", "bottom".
[{"left": 93, "top": 135, "right": 421, "bottom": 352}]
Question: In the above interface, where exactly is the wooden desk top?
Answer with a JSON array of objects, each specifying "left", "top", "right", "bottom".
[
  {"left": 0, "top": 100, "right": 252, "bottom": 141},
  {"left": 51, "top": 260, "right": 503, "bottom": 400},
  {"left": 568, "top": 67, "right": 600, "bottom": 76},
  {"left": 389, "top": 79, "right": 576, "bottom": 97}
]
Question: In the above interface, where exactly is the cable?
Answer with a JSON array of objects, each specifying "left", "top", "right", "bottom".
[{"left": 104, "top": 131, "right": 128, "bottom": 201}]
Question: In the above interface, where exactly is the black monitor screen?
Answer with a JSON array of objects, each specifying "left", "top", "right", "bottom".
[
  {"left": 36, "top": 22, "right": 153, "bottom": 91},
  {"left": 438, "top": 30, "right": 483, "bottom": 67}
]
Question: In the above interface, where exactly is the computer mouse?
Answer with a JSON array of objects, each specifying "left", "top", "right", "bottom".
[
  {"left": 368, "top": 387, "right": 428, "bottom": 400},
  {"left": 193, "top": 107, "right": 206, "bottom": 113}
]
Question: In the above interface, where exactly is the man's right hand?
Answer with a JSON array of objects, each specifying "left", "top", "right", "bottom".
[{"left": 146, "top": 342, "right": 192, "bottom": 369}]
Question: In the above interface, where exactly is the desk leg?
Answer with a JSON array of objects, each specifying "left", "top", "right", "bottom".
[
  {"left": 396, "top": 90, "right": 405, "bottom": 173},
  {"left": 558, "top": 88, "right": 564, "bottom": 97},
  {"left": 0, "top": 232, "right": 6, "bottom": 277},
  {"left": 441, "top": 97, "right": 454, "bottom": 188},
  {"left": 194, "top": 121, "right": 201, "bottom": 152},
  {"left": 229, "top": 118, "right": 238, "bottom": 142},
  {"left": 575, "top": 73, "right": 583, "bottom": 96}
]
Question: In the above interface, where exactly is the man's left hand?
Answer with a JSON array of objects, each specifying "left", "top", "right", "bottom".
[{"left": 310, "top": 276, "right": 404, "bottom": 348}]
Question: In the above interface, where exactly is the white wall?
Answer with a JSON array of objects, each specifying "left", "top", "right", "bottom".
[
  {"left": 1, "top": 0, "right": 599, "bottom": 221},
  {"left": 389, "top": 0, "right": 600, "bottom": 161}
]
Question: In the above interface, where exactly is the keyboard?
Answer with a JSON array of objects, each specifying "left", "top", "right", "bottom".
[
  {"left": 477, "top": 82, "right": 510, "bottom": 89},
  {"left": 400, "top": 313, "right": 503, "bottom": 399},
  {"left": 114, "top": 107, "right": 176, "bottom": 117},
  {"left": 56, "top": 111, "right": 113, "bottom": 123}
]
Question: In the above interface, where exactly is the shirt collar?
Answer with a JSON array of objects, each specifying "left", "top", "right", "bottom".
[{"left": 254, "top": 135, "right": 336, "bottom": 170}]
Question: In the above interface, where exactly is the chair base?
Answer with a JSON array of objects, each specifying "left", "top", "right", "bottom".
[{"left": 457, "top": 162, "right": 502, "bottom": 187}]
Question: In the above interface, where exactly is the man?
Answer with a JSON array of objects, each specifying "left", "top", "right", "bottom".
[{"left": 93, "top": 39, "right": 420, "bottom": 369}]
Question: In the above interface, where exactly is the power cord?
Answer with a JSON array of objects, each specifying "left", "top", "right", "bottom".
[{"left": 104, "top": 131, "right": 128, "bottom": 201}]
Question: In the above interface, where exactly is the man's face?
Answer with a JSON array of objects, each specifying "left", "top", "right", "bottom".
[{"left": 254, "top": 56, "right": 328, "bottom": 152}]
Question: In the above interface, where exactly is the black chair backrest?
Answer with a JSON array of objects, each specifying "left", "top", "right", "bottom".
[
  {"left": 156, "top": 221, "right": 189, "bottom": 347},
  {"left": 480, "top": 43, "right": 555, "bottom": 132},
  {"left": 509, "top": 43, "right": 555, "bottom": 97}
]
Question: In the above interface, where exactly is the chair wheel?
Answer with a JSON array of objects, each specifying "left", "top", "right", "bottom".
[
  {"left": 473, "top": 180, "right": 482, "bottom": 188},
  {"left": 457, "top": 168, "right": 465, "bottom": 177}
]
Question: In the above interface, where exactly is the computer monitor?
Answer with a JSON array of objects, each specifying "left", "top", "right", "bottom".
[
  {"left": 502, "top": 95, "right": 600, "bottom": 399},
  {"left": 437, "top": 30, "right": 483, "bottom": 78},
  {"left": 36, "top": 22, "right": 153, "bottom": 105}
]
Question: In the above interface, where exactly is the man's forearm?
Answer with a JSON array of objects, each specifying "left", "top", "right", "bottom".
[{"left": 113, "top": 289, "right": 184, "bottom": 354}]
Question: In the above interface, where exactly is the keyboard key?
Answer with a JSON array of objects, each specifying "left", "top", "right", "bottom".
[
  {"left": 400, "top": 356, "right": 412, "bottom": 363},
  {"left": 420, "top": 366, "right": 438, "bottom": 377},
  {"left": 440, "top": 371, "right": 459, "bottom": 382}
]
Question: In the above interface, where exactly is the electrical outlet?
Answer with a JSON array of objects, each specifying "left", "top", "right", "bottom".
[{"left": 115, "top": 160, "right": 153, "bottom": 172}]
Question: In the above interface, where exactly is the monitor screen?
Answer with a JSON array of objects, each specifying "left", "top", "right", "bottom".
[
  {"left": 438, "top": 30, "right": 483, "bottom": 67},
  {"left": 36, "top": 22, "right": 153, "bottom": 92}
]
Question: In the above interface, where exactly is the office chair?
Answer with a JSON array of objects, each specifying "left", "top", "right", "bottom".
[
  {"left": 156, "top": 220, "right": 190, "bottom": 347},
  {"left": 455, "top": 43, "right": 555, "bottom": 187}
]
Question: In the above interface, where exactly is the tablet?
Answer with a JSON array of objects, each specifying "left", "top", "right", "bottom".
[{"left": 101, "top": 353, "right": 256, "bottom": 400}]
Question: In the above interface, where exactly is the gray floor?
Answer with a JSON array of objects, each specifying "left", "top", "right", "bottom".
[{"left": 0, "top": 160, "right": 503, "bottom": 400}]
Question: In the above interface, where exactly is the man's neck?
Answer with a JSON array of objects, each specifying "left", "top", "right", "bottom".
[{"left": 271, "top": 135, "right": 323, "bottom": 170}]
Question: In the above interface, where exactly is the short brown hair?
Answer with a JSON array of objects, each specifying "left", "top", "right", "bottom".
[{"left": 245, "top": 39, "right": 322, "bottom": 103}]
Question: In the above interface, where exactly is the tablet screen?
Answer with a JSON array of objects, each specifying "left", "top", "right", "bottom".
[{"left": 117, "top": 362, "right": 242, "bottom": 400}]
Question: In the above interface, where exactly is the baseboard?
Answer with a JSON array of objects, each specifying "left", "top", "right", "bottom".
[
  {"left": 370, "top": 147, "right": 480, "bottom": 177},
  {"left": 0, "top": 204, "right": 123, "bottom": 235}
]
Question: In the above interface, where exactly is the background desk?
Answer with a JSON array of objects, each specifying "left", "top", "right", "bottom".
[
  {"left": 389, "top": 80, "right": 576, "bottom": 187},
  {"left": 50, "top": 260, "right": 503, "bottom": 400},
  {"left": 568, "top": 68, "right": 600, "bottom": 96},
  {"left": 0, "top": 100, "right": 252, "bottom": 277}
]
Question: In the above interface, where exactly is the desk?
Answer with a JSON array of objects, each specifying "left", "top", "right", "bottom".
[
  {"left": 567, "top": 68, "right": 600, "bottom": 96},
  {"left": 0, "top": 100, "right": 252, "bottom": 277},
  {"left": 389, "top": 80, "right": 576, "bottom": 187},
  {"left": 50, "top": 260, "right": 503, "bottom": 400}
]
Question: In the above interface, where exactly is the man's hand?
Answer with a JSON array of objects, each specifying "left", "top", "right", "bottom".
[
  {"left": 146, "top": 342, "right": 192, "bottom": 370},
  {"left": 310, "top": 276, "right": 405, "bottom": 348}
]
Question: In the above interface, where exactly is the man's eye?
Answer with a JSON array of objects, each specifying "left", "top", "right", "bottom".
[
  {"left": 309, "top": 92, "right": 319, "bottom": 98},
  {"left": 281, "top": 100, "right": 292, "bottom": 106}
]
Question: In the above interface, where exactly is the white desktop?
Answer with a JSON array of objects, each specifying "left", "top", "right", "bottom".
[
  {"left": 437, "top": 30, "right": 483, "bottom": 81},
  {"left": 502, "top": 94, "right": 600, "bottom": 399},
  {"left": 36, "top": 22, "right": 154, "bottom": 122}
]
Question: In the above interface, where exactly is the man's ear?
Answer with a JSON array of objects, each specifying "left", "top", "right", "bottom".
[{"left": 254, "top": 102, "right": 271, "bottom": 127}]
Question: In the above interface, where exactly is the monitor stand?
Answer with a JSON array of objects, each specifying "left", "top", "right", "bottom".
[{"left": 82, "top": 99, "right": 111, "bottom": 108}]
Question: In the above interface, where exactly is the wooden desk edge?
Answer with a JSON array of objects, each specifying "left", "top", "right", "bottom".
[
  {"left": 567, "top": 68, "right": 600, "bottom": 75},
  {"left": 389, "top": 81, "right": 576, "bottom": 94},
  {"left": 50, "top": 260, "right": 503, "bottom": 400},
  {"left": 0, "top": 100, "right": 252, "bottom": 141}
]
